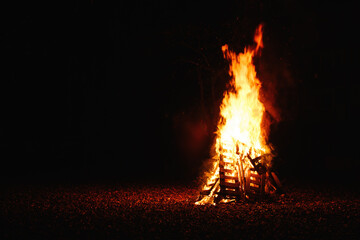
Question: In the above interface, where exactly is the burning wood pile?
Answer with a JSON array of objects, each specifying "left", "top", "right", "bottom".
[
  {"left": 196, "top": 25, "right": 281, "bottom": 205},
  {"left": 196, "top": 141, "right": 282, "bottom": 205}
]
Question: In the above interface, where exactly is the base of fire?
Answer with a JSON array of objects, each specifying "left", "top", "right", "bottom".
[{"left": 195, "top": 141, "right": 281, "bottom": 205}]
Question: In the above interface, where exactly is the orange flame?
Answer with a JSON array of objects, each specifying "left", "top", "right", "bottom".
[
  {"left": 197, "top": 24, "right": 271, "bottom": 205},
  {"left": 216, "top": 24, "right": 268, "bottom": 157},
  {"left": 254, "top": 24, "right": 264, "bottom": 53}
]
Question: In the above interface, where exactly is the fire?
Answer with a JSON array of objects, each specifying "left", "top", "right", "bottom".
[
  {"left": 196, "top": 24, "right": 275, "bottom": 205},
  {"left": 216, "top": 24, "right": 269, "bottom": 158},
  {"left": 254, "top": 24, "right": 264, "bottom": 53}
]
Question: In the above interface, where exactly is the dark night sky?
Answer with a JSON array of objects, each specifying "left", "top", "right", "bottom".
[{"left": 1, "top": 1, "right": 359, "bottom": 185}]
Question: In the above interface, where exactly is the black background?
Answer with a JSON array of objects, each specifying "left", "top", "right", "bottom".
[{"left": 1, "top": 1, "right": 359, "bottom": 186}]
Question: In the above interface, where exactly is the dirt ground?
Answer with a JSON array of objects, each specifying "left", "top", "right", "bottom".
[{"left": 1, "top": 182, "right": 359, "bottom": 240}]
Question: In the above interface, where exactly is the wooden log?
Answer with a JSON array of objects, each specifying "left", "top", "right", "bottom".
[
  {"left": 271, "top": 172, "right": 282, "bottom": 188},
  {"left": 249, "top": 182, "right": 260, "bottom": 187},
  {"left": 238, "top": 158, "right": 247, "bottom": 192},
  {"left": 260, "top": 173, "right": 266, "bottom": 195},
  {"left": 250, "top": 173, "right": 260, "bottom": 179},
  {"left": 219, "top": 174, "right": 239, "bottom": 181},
  {"left": 200, "top": 178, "right": 219, "bottom": 196},
  {"left": 220, "top": 181, "right": 239, "bottom": 189},
  {"left": 249, "top": 186, "right": 261, "bottom": 191},
  {"left": 200, "top": 189, "right": 211, "bottom": 195},
  {"left": 220, "top": 168, "right": 234, "bottom": 174},
  {"left": 249, "top": 177, "right": 261, "bottom": 185},
  {"left": 247, "top": 154, "right": 267, "bottom": 175},
  {"left": 219, "top": 190, "right": 241, "bottom": 196}
]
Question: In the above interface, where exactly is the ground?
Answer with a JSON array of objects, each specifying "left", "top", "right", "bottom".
[{"left": 0, "top": 182, "right": 359, "bottom": 240}]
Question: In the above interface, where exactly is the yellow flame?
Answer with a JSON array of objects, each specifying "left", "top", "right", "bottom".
[
  {"left": 217, "top": 43, "right": 267, "bottom": 155},
  {"left": 198, "top": 24, "right": 271, "bottom": 204}
]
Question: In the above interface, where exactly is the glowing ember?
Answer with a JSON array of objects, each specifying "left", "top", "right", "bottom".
[{"left": 196, "top": 24, "right": 278, "bottom": 205}]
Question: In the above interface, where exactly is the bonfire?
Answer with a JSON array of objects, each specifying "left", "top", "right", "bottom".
[{"left": 196, "top": 24, "right": 281, "bottom": 205}]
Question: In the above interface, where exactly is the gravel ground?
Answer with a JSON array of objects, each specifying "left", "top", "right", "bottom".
[{"left": 0, "top": 183, "right": 359, "bottom": 240}]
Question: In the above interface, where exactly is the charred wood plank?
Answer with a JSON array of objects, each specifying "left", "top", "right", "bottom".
[
  {"left": 249, "top": 177, "right": 261, "bottom": 185},
  {"left": 220, "top": 168, "right": 234, "bottom": 174},
  {"left": 219, "top": 190, "right": 241, "bottom": 196},
  {"left": 247, "top": 154, "right": 267, "bottom": 175},
  {"left": 250, "top": 173, "right": 260, "bottom": 179},
  {"left": 249, "top": 186, "right": 260, "bottom": 191},
  {"left": 271, "top": 172, "right": 282, "bottom": 188},
  {"left": 220, "top": 181, "right": 239, "bottom": 189},
  {"left": 219, "top": 174, "right": 239, "bottom": 181},
  {"left": 219, "top": 163, "right": 235, "bottom": 170},
  {"left": 200, "top": 178, "right": 219, "bottom": 196},
  {"left": 200, "top": 189, "right": 211, "bottom": 195}
]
